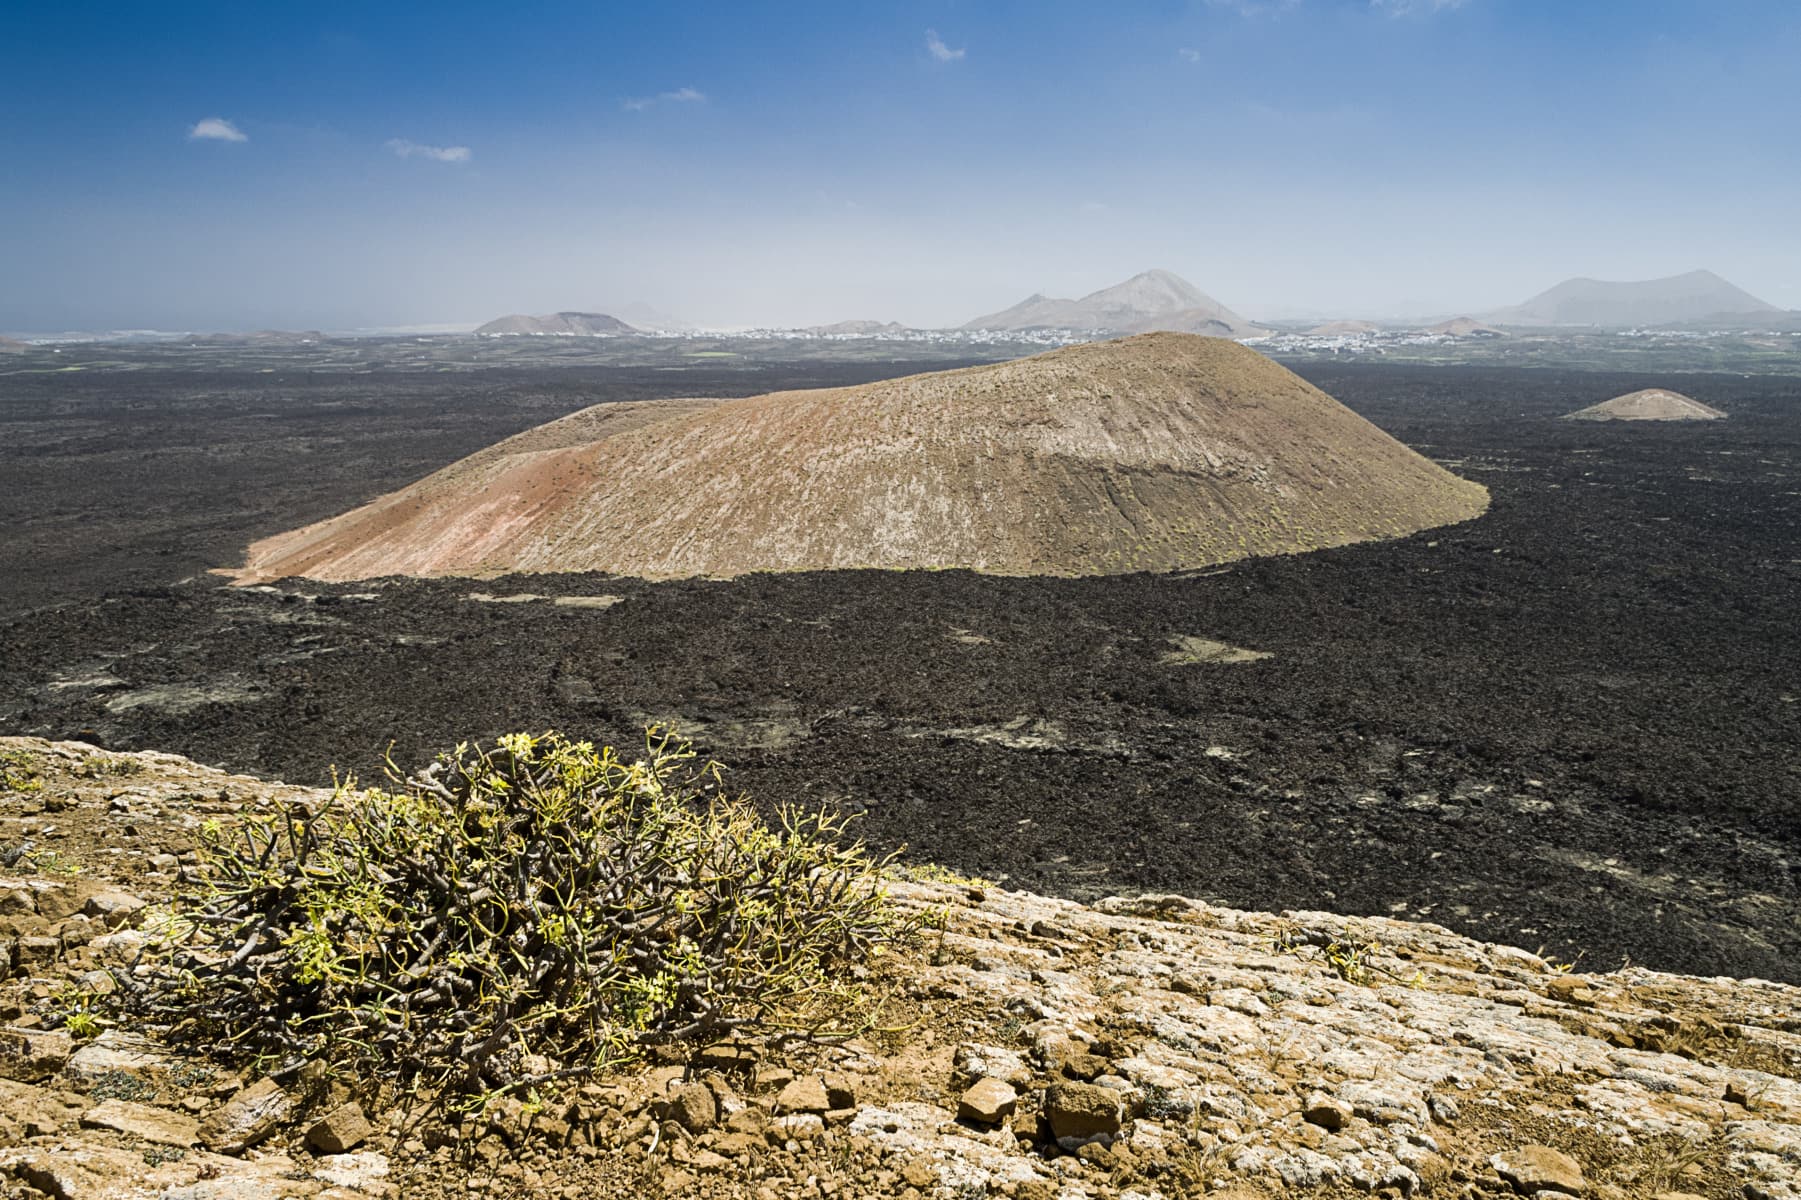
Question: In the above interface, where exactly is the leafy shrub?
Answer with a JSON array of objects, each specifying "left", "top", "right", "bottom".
[
  {"left": 77, "top": 754, "right": 145, "bottom": 779},
  {"left": 120, "top": 730, "right": 911, "bottom": 1105},
  {"left": 1269, "top": 922, "right": 1422, "bottom": 987},
  {"left": 0, "top": 749, "right": 43, "bottom": 793}
]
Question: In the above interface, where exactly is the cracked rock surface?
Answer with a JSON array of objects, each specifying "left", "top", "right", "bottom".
[{"left": 0, "top": 738, "right": 1796, "bottom": 1198}]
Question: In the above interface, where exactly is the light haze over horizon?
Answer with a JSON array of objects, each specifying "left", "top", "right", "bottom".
[{"left": 4, "top": 1, "right": 1799, "bottom": 333}]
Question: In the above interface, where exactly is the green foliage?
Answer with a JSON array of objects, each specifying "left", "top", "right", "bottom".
[
  {"left": 1269, "top": 923, "right": 1423, "bottom": 988},
  {"left": 76, "top": 754, "right": 145, "bottom": 779},
  {"left": 50, "top": 986, "right": 105, "bottom": 1040},
  {"left": 120, "top": 730, "right": 913, "bottom": 1108},
  {"left": 0, "top": 749, "right": 43, "bottom": 793},
  {"left": 17, "top": 848, "right": 81, "bottom": 876},
  {"left": 1536, "top": 943, "right": 1584, "bottom": 974},
  {"left": 892, "top": 861, "right": 993, "bottom": 890}
]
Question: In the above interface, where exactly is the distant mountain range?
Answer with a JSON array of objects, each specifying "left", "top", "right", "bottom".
[
  {"left": 1486, "top": 270, "right": 1779, "bottom": 329},
  {"left": 21, "top": 268, "right": 1794, "bottom": 344},
  {"left": 962, "top": 269, "right": 1266, "bottom": 337},
  {"left": 475, "top": 312, "right": 639, "bottom": 337}
]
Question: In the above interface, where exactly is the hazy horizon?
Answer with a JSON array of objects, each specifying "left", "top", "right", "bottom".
[{"left": 5, "top": 1, "right": 1799, "bottom": 332}]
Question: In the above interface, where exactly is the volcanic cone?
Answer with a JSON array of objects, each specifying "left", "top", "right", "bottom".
[{"left": 232, "top": 333, "right": 1488, "bottom": 583}]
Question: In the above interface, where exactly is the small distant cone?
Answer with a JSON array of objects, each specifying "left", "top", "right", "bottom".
[
  {"left": 229, "top": 333, "right": 1488, "bottom": 584},
  {"left": 1564, "top": 389, "right": 1726, "bottom": 422}
]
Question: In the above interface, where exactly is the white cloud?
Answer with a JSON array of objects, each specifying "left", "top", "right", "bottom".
[
  {"left": 623, "top": 87, "right": 707, "bottom": 112},
  {"left": 188, "top": 117, "right": 247, "bottom": 143},
  {"left": 1179, "top": 47, "right": 1203, "bottom": 62},
  {"left": 926, "top": 29, "right": 965, "bottom": 62},
  {"left": 386, "top": 139, "right": 471, "bottom": 164}
]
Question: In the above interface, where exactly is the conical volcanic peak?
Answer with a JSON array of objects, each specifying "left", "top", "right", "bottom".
[
  {"left": 1488, "top": 270, "right": 1778, "bottom": 328},
  {"left": 475, "top": 311, "right": 638, "bottom": 336},
  {"left": 230, "top": 333, "right": 1488, "bottom": 584},
  {"left": 1425, "top": 317, "right": 1504, "bottom": 338},
  {"left": 960, "top": 269, "right": 1265, "bottom": 336},
  {"left": 1564, "top": 389, "right": 1726, "bottom": 422}
]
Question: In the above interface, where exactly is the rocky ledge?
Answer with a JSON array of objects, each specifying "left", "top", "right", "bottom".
[{"left": 0, "top": 736, "right": 1795, "bottom": 1199}]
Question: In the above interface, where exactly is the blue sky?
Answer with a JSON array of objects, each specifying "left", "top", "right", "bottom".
[{"left": 3, "top": 1, "right": 1798, "bottom": 330}]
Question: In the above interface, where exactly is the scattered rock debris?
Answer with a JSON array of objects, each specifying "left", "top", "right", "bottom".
[{"left": 0, "top": 736, "right": 1797, "bottom": 1199}]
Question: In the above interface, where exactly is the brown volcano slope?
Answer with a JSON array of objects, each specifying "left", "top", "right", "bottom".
[
  {"left": 1564, "top": 388, "right": 1726, "bottom": 422},
  {"left": 230, "top": 333, "right": 1489, "bottom": 583}
]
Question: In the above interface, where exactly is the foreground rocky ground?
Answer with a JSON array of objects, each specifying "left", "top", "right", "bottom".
[{"left": 0, "top": 738, "right": 1795, "bottom": 1199}]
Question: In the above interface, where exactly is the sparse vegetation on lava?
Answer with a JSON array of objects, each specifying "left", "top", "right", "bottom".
[{"left": 115, "top": 729, "right": 913, "bottom": 1112}]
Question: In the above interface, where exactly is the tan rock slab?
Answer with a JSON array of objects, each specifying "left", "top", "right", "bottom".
[
  {"left": 958, "top": 1078, "right": 1019, "bottom": 1126},
  {"left": 81, "top": 1098, "right": 201, "bottom": 1147},
  {"left": 311, "top": 1150, "right": 390, "bottom": 1193},
  {"left": 64, "top": 1030, "right": 173, "bottom": 1087},
  {"left": 0, "top": 1027, "right": 71, "bottom": 1083},
  {"left": 0, "top": 1142, "right": 326, "bottom": 1200},
  {"left": 306, "top": 1101, "right": 372, "bottom": 1153},
  {"left": 14, "top": 937, "right": 61, "bottom": 967},
  {"left": 1043, "top": 1081, "right": 1124, "bottom": 1142},
  {"left": 198, "top": 1076, "right": 294, "bottom": 1153},
  {"left": 1303, "top": 1092, "right": 1352, "bottom": 1131},
  {"left": 773, "top": 1076, "right": 830, "bottom": 1115},
  {"left": 662, "top": 1082, "right": 717, "bottom": 1133},
  {"left": 901, "top": 1161, "right": 938, "bottom": 1190},
  {"left": 1492, "top": 1144, "right": 1586, "bottom": 1196},
  {"left": 80, "top": 892, "right": 147, "bottom": 928},
  {"left": 952, "top": 1043, "right": 1034, "bottom": 1088},
  {"left": 714, "top": 1131, "right": 762, "bottom": 1158}
]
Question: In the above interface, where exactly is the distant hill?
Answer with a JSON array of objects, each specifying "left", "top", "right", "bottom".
[
  {"left": 231, "top": 333, "right": 1485, "bottom": 584},
  {"left": 1488, "top": 270, "right": 1777, "bottom": 328},
  {"left": 1564, "top": 389, "right": 1726, "bottom": 422},
  {"left": 807, "top": 320, "right": 909, "bottom": 336},
  {"left": 0, "top": 336, "right": 28, "bottom": 354},
  {"left": 1307, "top": 320, "right": 1382, "bottom": 336},
  {"left": 1425, "top": 317, "right": 1504, "bottom": 338},
  {"left": 475, "top": 312, "right": 639, "bottom": 337},
  {"left": 962, "top": 269, "right": 1265, "bottom": 337}
]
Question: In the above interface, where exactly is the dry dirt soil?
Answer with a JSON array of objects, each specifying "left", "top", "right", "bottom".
[{"left": 1, "top": 357, "right": 1797, "bottom": 985}]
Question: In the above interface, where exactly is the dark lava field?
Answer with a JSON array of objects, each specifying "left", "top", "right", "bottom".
[{"left": 2, "top": 355, "right": 1798, "bottom": 983}]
